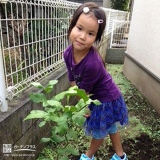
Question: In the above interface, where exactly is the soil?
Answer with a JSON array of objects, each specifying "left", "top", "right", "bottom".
[
  {"left": 118, "top": 133, "right": 160, "bottom": 160},
  {"left": 107, "top": 134, "right": 160, "bottom": 160},
  {"left": 107, "top": 64, "right": 160, "bottom": 160},
  {"left": 70, "top": 133, "right": 160, "bottom": 160}
]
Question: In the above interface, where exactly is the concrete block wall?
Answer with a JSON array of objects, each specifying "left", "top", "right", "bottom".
[
  {"left": 106, "top": 48, "right": 125, "bottom": 64},
  {"left": 0, "top": 66, "right": 70, "bottom": 160}
]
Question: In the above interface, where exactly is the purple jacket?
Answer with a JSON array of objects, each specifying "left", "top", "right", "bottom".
[{"left": 63, "top": 45, "right": 121, "bottom": 102}]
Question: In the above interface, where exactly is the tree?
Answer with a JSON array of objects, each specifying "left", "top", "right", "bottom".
[{"left": 111, "top": 0, "right": 131, "bottom": 11}]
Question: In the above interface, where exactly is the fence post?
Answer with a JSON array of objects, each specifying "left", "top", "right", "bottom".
[
  {"left": 0, "top": 41, "right": 8, "bottom": 112},
  {"left": 110, "top": 20, "right": 115, "bottom": 48}
]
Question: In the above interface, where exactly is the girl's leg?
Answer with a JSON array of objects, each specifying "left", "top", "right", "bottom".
[
  {"left": 109, "top": 131, "right": 124, "bottom": 157},
  {"left": 85, "top": 138, "right": 104, "bottom": 158}
]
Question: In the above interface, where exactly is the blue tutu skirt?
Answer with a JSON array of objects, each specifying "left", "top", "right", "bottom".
[{"left": 83, "top": 95, "right": 128, "bottom": 139}]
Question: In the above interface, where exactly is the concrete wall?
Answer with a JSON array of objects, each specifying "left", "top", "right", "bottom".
[
  {"left": 123, "top": 0, "right": 160, "bottom": 114},
  {"left": 106, "top": 48, "right": 125, "bottom": 64},
  {"left": 123, "top": 55, "right": 160, "bottom": 114},
  {"left": 104, "top": 36, "right": 125, "bottom": 64},
  {"left": 0, "top": 66, "right": 70, "bottom": 160},
  {"left": 125, "top": 0, "right": 160, "bottom": 77},
  {"left": 103, "top": 0, "right": 111, "bottom": 8}
]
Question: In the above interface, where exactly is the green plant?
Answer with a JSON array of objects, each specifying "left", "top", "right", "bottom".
[
  {"left": 110, "top": 0, "right": 130, "bottom": 11},
  {"left": 24, "top": 80, "right": 101, "bottom": 160}
]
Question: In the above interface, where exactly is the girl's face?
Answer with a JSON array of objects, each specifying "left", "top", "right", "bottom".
[{"left": 69, "top": 13, "right": 99, "bottom": 54}]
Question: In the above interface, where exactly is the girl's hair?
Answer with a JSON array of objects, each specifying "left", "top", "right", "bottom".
[{"left": 68, "top": 2, "right": 106, "bottom": 43}]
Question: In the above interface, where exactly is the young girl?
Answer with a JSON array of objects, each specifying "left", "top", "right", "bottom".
[{"left": 63, "top": 2, "right": 128, "bottom": 160}]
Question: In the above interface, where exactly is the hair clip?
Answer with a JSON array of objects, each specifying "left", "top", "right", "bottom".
[
  {"left": 98, "top": 19, "right": 103, "bottom": 24},
  {"left": 83, "top": 7, "right": 90, "bottom": 14}
]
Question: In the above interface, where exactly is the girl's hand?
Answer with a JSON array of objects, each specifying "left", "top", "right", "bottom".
[
  {"left": 84, "top": 107, "right": 91, "bottom": 118},
  {"left": 84, "top": 114, "right": 90, "bottom": 118}
]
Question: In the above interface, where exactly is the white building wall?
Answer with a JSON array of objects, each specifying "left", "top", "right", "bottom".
[{"left": 126, "top": 0, "right": 160, "bottom": 78}]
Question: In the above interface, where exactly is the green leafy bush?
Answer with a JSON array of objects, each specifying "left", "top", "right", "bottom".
[{"left": 24, "top": 80, "right": 101, "bottom": 160}]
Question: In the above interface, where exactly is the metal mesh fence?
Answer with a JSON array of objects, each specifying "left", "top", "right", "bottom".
[
  {"left": 0, "top": 0, "right": 129, "bottom": 111},
  {"left": 110, "top": 20, "right": 130, "bottom": 48},
  {"left": 0, "top": 0, "right": 80, "bottom": 99}
]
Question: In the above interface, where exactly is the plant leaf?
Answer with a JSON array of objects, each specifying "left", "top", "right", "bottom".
[
  {"left": 45, "top": 108, "right": 57, "bottom": 113},
  {"left": 24, "top": 110, "right": 47, "bottom": 120},
  {"left": 54, "top": 125, "right": 68, "bottom": 135},
  {"left": 67, "top": 129, "right": 78, "bottom": 141},
  {"left": 31, "top": 82, "right": 44, "bottom": 89},
  {"left": 50, "top": 133, "right": 65, "bottom": 143},
  {"left": 74, "top": 87, "right": 89, "bottom": 102},
  {"left": 41, "top": 137, "right": 51, "bottom": 143},
  {"left": 56, "top": 116, "right": 69, "bottom": 134},
  {"left": 66, "top": 147, "right": 79, "bottom": 156},
  {"left": 57, "top": 148, "right": 66, "bottom": 155},
  {"left": 44, "top": 80, "right": 58, "bottom": 93},
  {"left": 75, "top": 99, "right": 86, "bottom": 109},
  {"left": 43, "top": 100, "right": 49, "bottom": 107},
  {"left": 54, "top": 89, "right": 77, "bottom": 101},
  {"left": 86, "top": 99, "right": 101, "bottom": 105},
  {"left": 39, "top": 121, "right": 46, "bottom": 127},
  {"left": 58, "top": 147, "right": 79, "bottom": 156},
  {"left": 72, "top": 109, "right": 86, "bottom": 126},
  {"left": 54, "top": 92, "right": 66, "bottom": 101},
  {"left": 47, "top": 99, "right": 63, "bottom": 109},
  {"left": 29, "top": 93, "right": 46, "bottom": 103},
  {"left": 64, "top": 105, "right": 78, "bottom": 113},
  {"left": 45, "top": 113, "right": 59, "bottom": 122},
  {"left": 69, "top": 85, "right": 78, "bottom": 90}
]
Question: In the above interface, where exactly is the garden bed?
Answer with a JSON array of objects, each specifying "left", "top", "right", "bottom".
[{"left": 37, "top": 64, "right": 160, "bottom": 160}]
